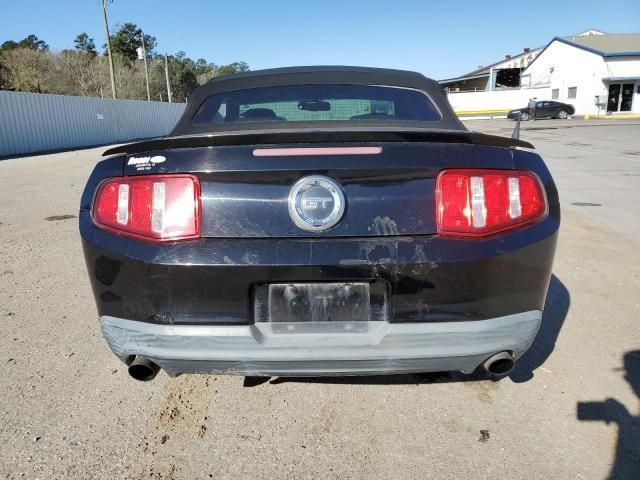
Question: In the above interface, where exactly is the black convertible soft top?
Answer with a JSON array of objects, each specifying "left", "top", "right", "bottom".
[
  {"left": 170, "top": 66, "right": 466, "bottom": 136},
  {"left": 104, "top": 66, "right": 534, "bottom": 156}
]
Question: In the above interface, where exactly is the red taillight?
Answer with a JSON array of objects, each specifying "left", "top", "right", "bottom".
[
  {"left": 436, "top": 169, "right": 546, "bottom": 237},
  {"left": 92, "top": 174, "right": 200, "bottom": 241}
]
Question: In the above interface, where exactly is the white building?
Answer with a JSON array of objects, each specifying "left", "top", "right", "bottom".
[
  {"left": 441, "top": 30, "right": 640, "bottom": 117},
  {"left": 522, "top": 30, "right": 640, "bottom": 115}
]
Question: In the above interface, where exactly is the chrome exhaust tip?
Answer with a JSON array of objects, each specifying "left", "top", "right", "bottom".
[
  {"left": 127, "top": 356, "right": 161, "bottom": 381},
  {"left": 483, "top": 351, "right": 515, "bottom": 377}
]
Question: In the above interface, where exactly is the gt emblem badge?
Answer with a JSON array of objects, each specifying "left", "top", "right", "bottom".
[{"left": 288, "top": 176, "right": 345, "bottom": 231}]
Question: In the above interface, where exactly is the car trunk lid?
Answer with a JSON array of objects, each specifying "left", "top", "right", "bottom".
[{"left": 121, "top": 140, "right": 514, "bottom": 238}]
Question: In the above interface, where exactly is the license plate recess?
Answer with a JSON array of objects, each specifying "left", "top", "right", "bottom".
[{"left": 254, "top": 281, "right": 388, "bottom": 323}]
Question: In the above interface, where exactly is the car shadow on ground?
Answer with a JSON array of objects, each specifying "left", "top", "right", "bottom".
[
  {"left": 243, "top": 370, "right": 479, "bottom": 388},
  {"left": 509, "top": 274, "right": 570, "bottom": 383},
  {"left": 244, "top": 275, "right": 570, "bottom": 388},
  {"left": 577, "top": 350, "right": 640, "bottom": 479}
]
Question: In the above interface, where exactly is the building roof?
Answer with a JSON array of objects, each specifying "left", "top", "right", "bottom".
[
  {"left": 558, "top": 33, "right": 640, "bottom": 56},
  {"left": 439, "top": 29, "right": 639, "bottom": 86},
  {"left": 437, "top": 72, "right": 490, "bottom": 85},
  {"left": 439, "top": 48, "right": 541, "bottom": 85},
  {"left": 522, "top": 32, "right": 640, "bottom": 74},
  {"left": 461, "top": 59, "right": 506, "bottom": 78}
]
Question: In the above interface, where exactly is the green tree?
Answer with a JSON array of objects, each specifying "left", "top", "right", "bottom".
[
  {"left": 216, "top": 61, "right": 250, "bottom": 76},
  {"left": 0, "top": 40, "right": 19, "bottom": 51},
  {"left": 109, "top": 23, "right": 156, "bottom": 62},
  {"left": 0, "top": 29, "right": 249, "bottom": 98},
  {"left": 193, "top": 58, "right": 218, "bottom": 84},
  {"left": 74, "top": 33, "right": 97, "bottom": 57},
  {"left": 17, "top": 34, "right": 49, "bottom": 51},
  {"left": 1, "top": 35, "right": 48, "bottom": 53},
  {"left": 164, "top": 51, "right": 199, "bottom": 102},
  {"left": 193, "top": 58, "right": 214, "bottom": 75}
]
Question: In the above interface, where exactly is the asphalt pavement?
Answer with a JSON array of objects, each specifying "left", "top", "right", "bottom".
[
  {"left": 0, "top": 120, "right": 639, "bottom": 479},
  {"left": 467, "top": 117, "right": 640, "bottom": 239}
]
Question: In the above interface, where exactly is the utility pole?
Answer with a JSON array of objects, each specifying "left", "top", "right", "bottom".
[
  {"left": 138, "top": 33, "right": 150, "bottom": 101},
  {"left": 101, "top": 0, "right": 117, "bottom": 99},
  {"left": 164, "top": 54, "right": 172, "bottom": 103}
]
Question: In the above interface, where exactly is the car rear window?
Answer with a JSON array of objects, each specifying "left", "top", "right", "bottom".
[{"left": 191, "top": 84, "right": 441, "bottom": 125}]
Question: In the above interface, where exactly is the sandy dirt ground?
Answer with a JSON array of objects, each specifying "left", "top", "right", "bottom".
[{"left": 0, "top": 120, "right": 639, "bottom": 479}]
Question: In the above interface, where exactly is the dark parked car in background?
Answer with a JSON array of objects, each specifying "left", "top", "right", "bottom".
[
  {"left": 80, "top": 66, "right": 559, "bottom": 382},
  {"left": 508, "top": 101, "right": 575, "bottom": 120}
]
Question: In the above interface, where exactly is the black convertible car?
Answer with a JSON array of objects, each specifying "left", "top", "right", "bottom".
[
  {"left": 507, "top": 100, "right": 575, "bottom": 120},
  {"left": 80, "top": 66, "right": 559, "bottom": 381}
]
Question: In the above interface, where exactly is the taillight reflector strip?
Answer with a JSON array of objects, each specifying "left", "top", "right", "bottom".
[
  {"left": 436, "top": 169, "right": 546, "bottom": 237},
  {"left": 92, "top": 174, "right": 200, "bottom": 241},
  {"left": 116, "top": 184, "right": 129, "bottom": 225}
]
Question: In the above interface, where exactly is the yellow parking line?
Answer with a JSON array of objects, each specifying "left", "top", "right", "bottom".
[
  {"left": 587, "top": 114, "right": 640, "bottom": 119},
  {"left": 455, "top": 109, "right": 511, "bottom": 115}
]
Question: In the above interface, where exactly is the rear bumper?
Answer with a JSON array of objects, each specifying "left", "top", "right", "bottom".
[
  {"left": 101, "top": 310, "right": 541, "bottom": 376},
  {"left": 82, "top": 223, "right": 558, "bottom": 325}
]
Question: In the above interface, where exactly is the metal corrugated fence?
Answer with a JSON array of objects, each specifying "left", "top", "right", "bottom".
[{"left": 0, "top": 91, "right": 187, "bottom": 157}]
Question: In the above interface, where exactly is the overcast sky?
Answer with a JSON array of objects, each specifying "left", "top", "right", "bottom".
[{"left": 2, "top": 0, "right": 639, "bottom": 79}]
